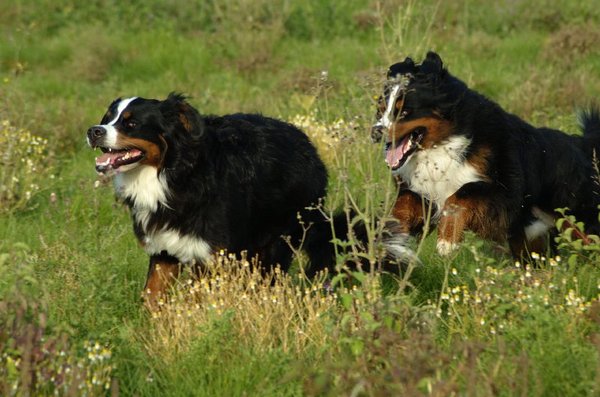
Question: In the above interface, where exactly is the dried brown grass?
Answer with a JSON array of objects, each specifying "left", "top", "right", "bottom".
[{"left": 142, "top": 252, "right": 340, "bottom": 362}]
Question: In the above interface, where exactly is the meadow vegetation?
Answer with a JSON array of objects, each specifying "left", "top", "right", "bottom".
[{"left": 1, "top": 0, "right": 599, "bottom": 395}]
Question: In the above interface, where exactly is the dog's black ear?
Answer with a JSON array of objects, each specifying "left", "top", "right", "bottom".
[
  {"left": 158, "top": 93, "right": 205, "bottom": 173},
  {"left": 161, "top": 93, "right": 203, "bottom": 136},
  {"left": 387, "top": 56, "right": 417, "bottom": 78},
  {"left": 422, "top": 51, "right": 444, "bottom": 73},
  {"left": 109, "top": 97, "right": 122, "bottom": 108},
  {"left": 386, "top": 67, "right": 395, "bottom": 79}
]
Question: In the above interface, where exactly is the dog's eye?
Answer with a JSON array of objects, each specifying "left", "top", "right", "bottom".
[{"left": 125, "top": 120, "right": 137, "bottom": 129}]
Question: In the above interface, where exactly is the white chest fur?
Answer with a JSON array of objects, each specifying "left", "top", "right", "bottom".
[
  {"left": 115, "top": 165, "right": 213, "bottom": 264},
  {"left": 395, "top": 135, "right": 484, "bottom": 213},
  {"left": 142, "top": 228, "right": 212, "bottom": 264},
  {"left": 114, "top": 165, "right": 170, "bottom": 211}
]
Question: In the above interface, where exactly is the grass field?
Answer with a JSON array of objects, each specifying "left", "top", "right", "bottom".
[{"left": 1, "top": 0, "right": 600, "bottom": 395}]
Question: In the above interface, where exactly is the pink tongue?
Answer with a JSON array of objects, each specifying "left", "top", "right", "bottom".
[{"left": 385, "top": 135, "right": 411, "bottom": 169}]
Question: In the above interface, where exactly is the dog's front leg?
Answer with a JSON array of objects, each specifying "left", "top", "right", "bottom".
[
  {"left": 142, "top": 253, "right": 182, "bottom": 307},
  {"left": 392, "top": 188, "right": 427, "bottom": 235},
  {"left": 437, "top": 188, "right": 507, "bottom": 256},
  {"left": 436, "top": 198, "right": 469, "bottom": 256}
]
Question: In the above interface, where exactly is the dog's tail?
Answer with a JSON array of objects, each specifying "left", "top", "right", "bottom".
[
  {"left": 580, "top": 106, "right": 600, "bottom": 155},
  {"left": 300, "top": 209, "right": 419, "bottom": 277}
]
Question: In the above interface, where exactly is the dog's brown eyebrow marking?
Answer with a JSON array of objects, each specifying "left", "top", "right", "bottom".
[
  {"left": 395, "top": 97, "right": 405, "bottom": 112},
  {"left": 122, "top": 111, "right": 132, "bottom": 120}
]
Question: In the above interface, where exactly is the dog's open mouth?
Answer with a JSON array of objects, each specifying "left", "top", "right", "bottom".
[
  {"left": 385, "top": 128, "right": 425, "bottom": 170},
  {"left": 94, "top": 147, "right": 145, "bottom": 174}
]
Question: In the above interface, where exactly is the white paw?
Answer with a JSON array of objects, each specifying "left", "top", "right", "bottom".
[
  {"left": 383, "top": 233, "right": 421, "bottom": 264},
  {"left": 437, "top": 239, "right": 458, "bottom": 256}
]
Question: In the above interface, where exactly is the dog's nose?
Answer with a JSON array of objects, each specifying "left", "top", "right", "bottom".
[
  {"left": 87, "top": 126, "right": 106, "bottom": 142},
  {"left": 371, "top": 125, "right": 385, "bottom": 143}
]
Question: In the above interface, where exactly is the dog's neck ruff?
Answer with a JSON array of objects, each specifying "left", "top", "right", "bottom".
[
  {"left": 114, "top": 165, "right": 170, "bottom": 211},
  {"left": 396, "top": 135, "right": 484, "bottom": 213}
]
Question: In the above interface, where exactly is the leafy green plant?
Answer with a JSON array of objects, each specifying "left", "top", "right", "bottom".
[
  {"left": 0, "top": 247, "right": 115, "bottom": 396},
  {"left": 555, "top": 208, "right": 600, "bottom": 267}
]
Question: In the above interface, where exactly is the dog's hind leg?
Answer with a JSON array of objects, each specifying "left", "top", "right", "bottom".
[
  {"left": 508, "top": 229, "right": 549, "bottom": 260},
  {"left": 508, "top": 207, "right": 555, "bottom": 260},
  {"left": 256, "top": 238, "right": 294, "bottom": 275}
]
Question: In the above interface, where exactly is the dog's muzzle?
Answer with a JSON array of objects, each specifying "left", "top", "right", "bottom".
[
  {"left": 87, "top": 126, "right": 106, "bottom": 147},
  {"left": 371, "top": 124, "right": 385, "bottom": 143}
]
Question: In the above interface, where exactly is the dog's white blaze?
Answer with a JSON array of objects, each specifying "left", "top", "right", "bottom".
[
  {"left": 374, "top": 84, "right": 401, "bottom": 129},
  {"left": 396, "top": 135, "right": 484, "bottom": 213},
  {"left": 107, "top": 97, "right": 138, "bottom": 126},
  {"left": 114, "top": 165, "right": 170, "bottom": 211},
  {"left": 143, "top": 229, "right": 212, "bottom": 264}
]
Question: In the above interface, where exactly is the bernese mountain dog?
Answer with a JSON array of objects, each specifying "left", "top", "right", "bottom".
[
  {"left": 87, "top": 93, "right": 408, "bottom": 302},
  {"left": 371, "top": 51, "right": 600, "bottom": 258}
]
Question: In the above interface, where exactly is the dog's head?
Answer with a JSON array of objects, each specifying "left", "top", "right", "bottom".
[
  {"left": 372, "top": 52, "right": 467, "bottom": 171},
  {"left": 87, "top": 93, "right": 203, "bottom": 176}
]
